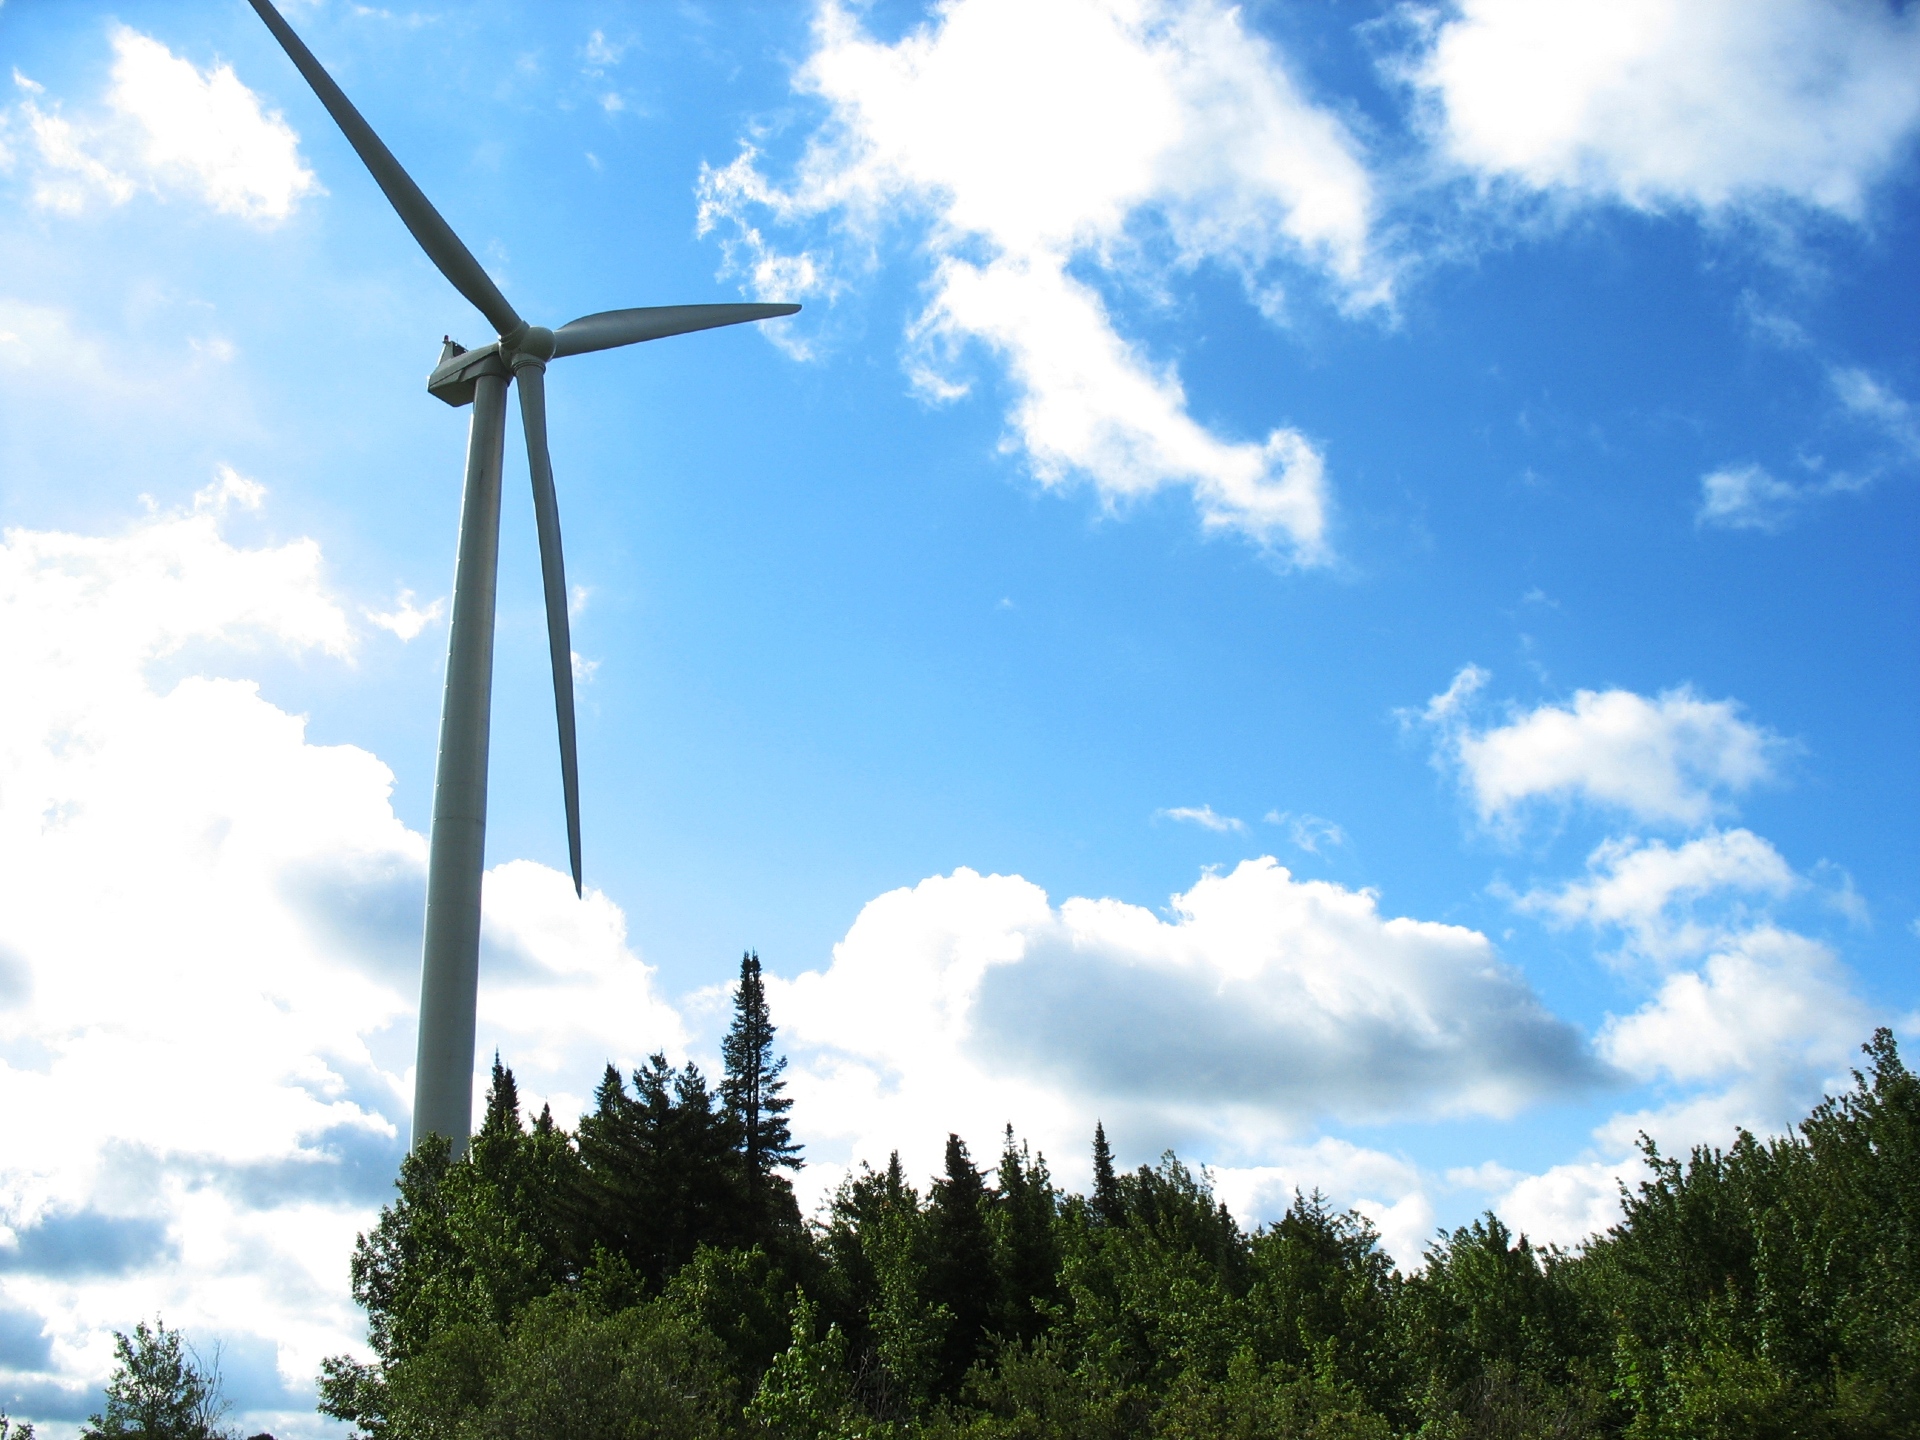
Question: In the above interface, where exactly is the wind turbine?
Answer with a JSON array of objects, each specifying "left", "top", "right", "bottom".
[{"left": 246, "top": 1, "right": 798, "bottom": 1153}]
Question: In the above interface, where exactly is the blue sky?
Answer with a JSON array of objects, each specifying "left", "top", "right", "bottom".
[{"left": 1, "top": 0, "right": 1917, "bottom": 1431}]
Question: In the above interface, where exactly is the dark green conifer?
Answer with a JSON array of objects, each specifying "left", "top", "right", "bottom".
[
  {"left": 925, "top": 1133, "right": 997, "bottom": 1394},
  {"left": 573, "top": 1054, "right": 750, "bottom": 1285},
  {"left": 1091, "top": 1120, "right": 1124, "bottom": 1225},
  {"left": 720, "top": 950, "right": 801, "bottom": 1195},
  {"left": 991, "top": 1126, "right": 1060, "bottom": 1341}
]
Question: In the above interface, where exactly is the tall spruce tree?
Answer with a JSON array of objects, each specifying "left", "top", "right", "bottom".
[
  {"left": 991, "top": 1126, "right": 1060, "bottom": 1341},
  {"left": 1091, "top": 1121, "right": 1124, "bottom": 1225},
  {"left": 720, "top": 950, "right": 801, "bottom": 1200},
  {"left": 925, "top": 1133, "right": 998, "bottom": 1395}
]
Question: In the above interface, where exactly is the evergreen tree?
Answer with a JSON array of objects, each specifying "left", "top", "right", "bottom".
[
  {"left": 573, "top": 1054, "right": 752, "bottom": 1286},
  {"left": 1091, "top": 1120, "right": 1123, "bottom": 1225},
  {"left": 720, "top": 950, "right": 801, "bottom": 1198},
  {"left": 990, "top": 1126, "right": 1061, "bottom": 1341},
  {"left": 924, "top": 1133, "right": 998, "bottom": 1395}
]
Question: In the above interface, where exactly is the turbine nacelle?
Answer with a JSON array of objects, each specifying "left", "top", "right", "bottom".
[{"left": 427, "top": 338, "right": 502, "bottom": 408}]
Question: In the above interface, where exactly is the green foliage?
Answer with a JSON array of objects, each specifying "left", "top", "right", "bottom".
[
  {"left": 312, "top": 1026, "right": 1920, "bottom": 1440},
  {"left": 1579, "top": 1027, "right": 1920, "bottom": 1439},
  {"left": 949, "top": 1334, "right": 1142, "bottom": 1440},
  {"left": 85, "top": 1318, "right": 230, "bottom": 1440},
  {"left": 1056, "top": 1154, "right": 1249, "bottom": 1395},
  {"left": 358, "top": 1294, "right": 740, "bottom": 1440},
  {"left": 1244, "top": 1192, "right": 1405, "bottom": 1423},
  {"left": 747, "top": 1298, "right": 870, "bottom": 1440},
  {"left": 1157, "top": 1347, "right": 1392, "bottom": 1440},
  {"left": 0, "top": 1412, "right": 36, "bottom": 1440},
  {"left": 1401, "top": 1213, "right": 1599, "bottom": 1412},
  {"left": 665, "top": 1245, "right": 801, "bottom": 1391}
]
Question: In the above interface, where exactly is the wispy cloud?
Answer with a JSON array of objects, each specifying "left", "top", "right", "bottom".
[
  {"left": 1696, "top": 463, "right": 1806, "bottom": 532},
  {"left": 1263, "top": 809, "right": 1347, "bottom": 853},
  {"left": 1157, "top": 804, "right": 1248, "bottom": 834}
]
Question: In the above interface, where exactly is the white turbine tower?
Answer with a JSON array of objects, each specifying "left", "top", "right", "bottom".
[{"left": 247, "top": 0, "right": 799, "bottom": 1153}]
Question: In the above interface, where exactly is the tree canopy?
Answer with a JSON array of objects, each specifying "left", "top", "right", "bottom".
[{"left": 309, "top": 1007, "right": 1920, "bottom": 1440}]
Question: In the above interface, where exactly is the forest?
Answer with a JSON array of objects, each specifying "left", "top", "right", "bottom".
[{"left": 282, "top": 952, "right": 1920, "bottom": 1439}]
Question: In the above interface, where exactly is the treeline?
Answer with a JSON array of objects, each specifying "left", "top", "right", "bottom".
[{"left": 318, "top": 959, "right": 1919, "bottom": 1438}]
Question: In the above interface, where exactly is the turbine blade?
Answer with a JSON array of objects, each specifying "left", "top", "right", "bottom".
[
  {"left": 551, "top": 303, "right": 800, "bottom": 359},
  {"left": 516, "top": 366, "right": 583, "bottom": 897},
  {"left": 246, "top": 0, "right": 523, "bottom": 338}
]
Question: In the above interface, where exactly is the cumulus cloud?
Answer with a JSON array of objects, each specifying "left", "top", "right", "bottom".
[
  {"left": 697, "top": 0, "right": 1383, "bottom": 555},
  {"left": 1423, "top": 669, "right": 1787, "bottom": 828},
  {"left": 1516, "top": 828, "right": 1799, "bottom": 963},
  {"left": 1598, "top": 926, "right": 1867, "bottom": 1097},
  {"left": 1485, "top": 917, "right": 1873, "bottom": 1248},
  {"left": 770, "top": 860, "right": 1603, "bottom": 1225},
  {"left": 0, "top": 500, "right": 679, "bottom": 1433},
  {"left": 7, "top": 28, "right": 317, "bottom": 223},
  {"left": 1494, "top": 1154, "right": 1650, "bottom": 1251},
  {"left": 1483, "top": 927, "right": 1872, "bottom": 1250},
  {"left": 1405, "top": 0, "right": 1920, "bottom": 219}
]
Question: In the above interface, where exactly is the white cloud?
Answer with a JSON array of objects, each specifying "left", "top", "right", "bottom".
[
  {"left": 1211, "top": 1139, "right": 1432, "bottom": 1267},
  {"left": 1516, "top": 828, "right": 1799, "bottom": 963},
  {"left": 1426, "top": 671, "right": 1787, "bottom": 828},
  {"left": 1489, "top": 925, "right": 1872, "bottom": 1249},
  {"left": 1417, "top": 661, "right": 1487, "bottom": 724},
  {"left": 1599, "top": 926, "right": 1866, "bottom": 1094},
  {"left": 1696, "top": 367, "right": 1917, "bottom": 532},
  {"left": 698, "top": 0, "right": 1383, "bottom": 555},
  {"left": 582, "top": 30, "right": 626, "bottom": 73},
  {"left": 1494, "top": 1155, "right": 1648, "bottom": 1250},
  {"left": 0, "top": 501, "right": 679, "bottom": 1434},
  {"left": 1263, "top": 810, "right": 1347, "bottom": 854},
  {"left": 771, "top": 859, "right": 1601, "bottom": 1222},
  {"left": 6, "top": 28, "right": 317, "bottom": 224},
  {"left": 365, "top": 588, "right": 443, "bottom": 642},
  {"left": 16, "top": 99, "right": 134, "bottom": 213},
  {"left": 1156, "top": 803, "right": 1246, "bottom": 834},
  {"left": 1406, "top": 0, "right": 1920, "bottom": 219},
  {"left": 193, "top": 463, "right": 266, "bottom": 515},
  {"left": 106, "top": 28, "right": 317, "bottom": 223},
  {"left": 0, "top": 298, "right": 118, "bottom": 391},
  {"left": 1832, "top": 364, "right": 1920, "bottom": 458},
  {"left": 1697, "top": 463, "right": 1804, "bottom": 532}
]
